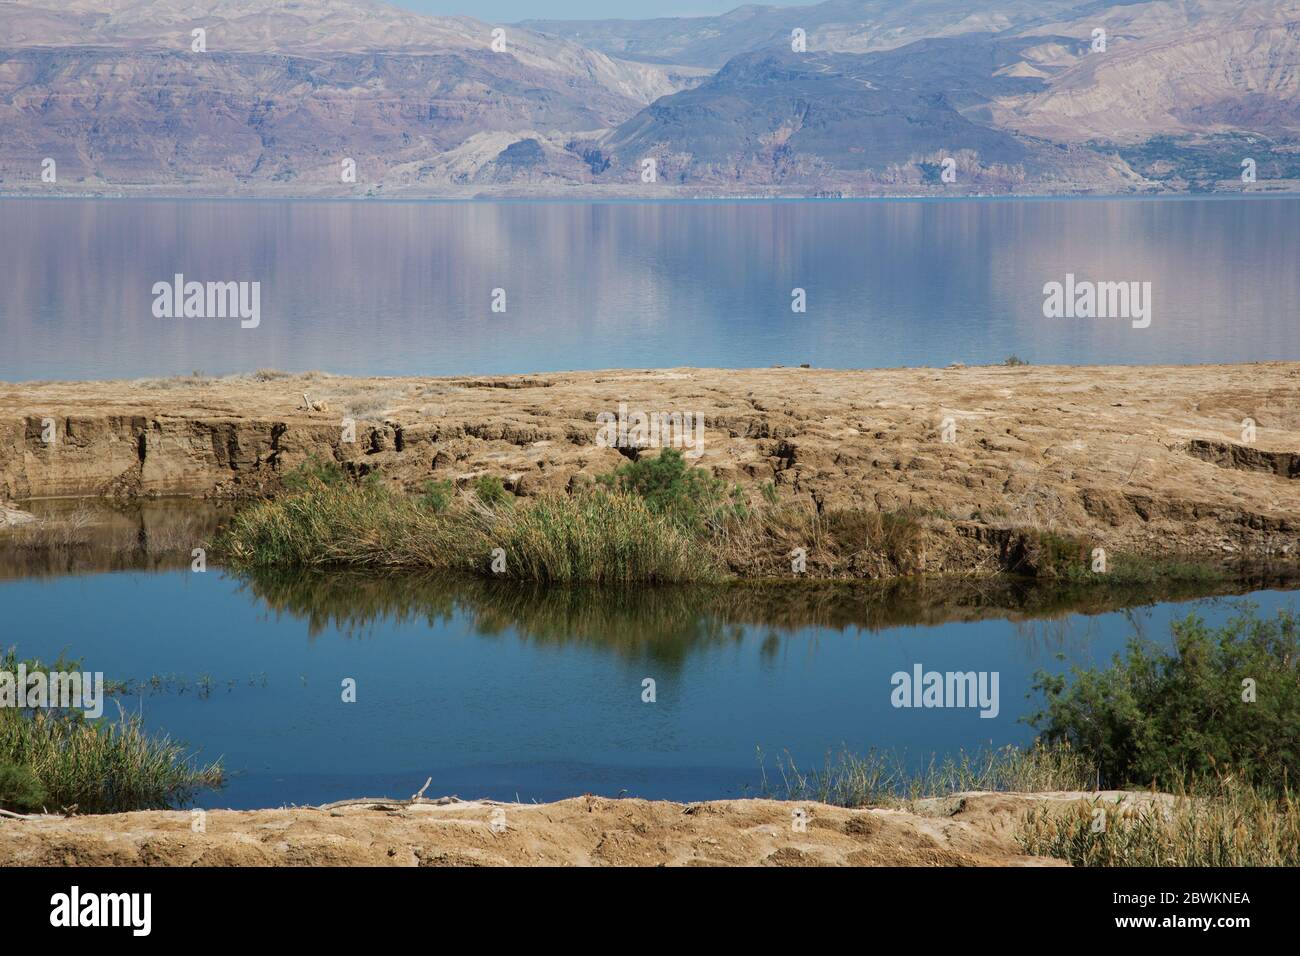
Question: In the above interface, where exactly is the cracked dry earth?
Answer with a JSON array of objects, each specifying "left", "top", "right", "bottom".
[
  {"left": 0, "top": 792, "right": 1149, "bottom": 867},
  {"left": 1, "top": 364, "right": 1297, "bottom": 566}
]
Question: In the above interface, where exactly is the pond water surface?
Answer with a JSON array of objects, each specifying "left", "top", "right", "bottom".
[{"left": 1, "top": 551, "right": 1292, "bottom": 809}]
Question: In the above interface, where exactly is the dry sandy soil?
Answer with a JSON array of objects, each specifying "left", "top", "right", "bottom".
[
  {"left": 1, "top": 364, "right": 1297, "bottom": 570},
  {"left": 0, "top": 791, "right": 1165, "bottom": 867}
]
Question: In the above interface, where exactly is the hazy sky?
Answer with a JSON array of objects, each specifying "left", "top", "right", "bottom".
[{"left": 389, "top": 1, "right": 749, "bottom": 22}]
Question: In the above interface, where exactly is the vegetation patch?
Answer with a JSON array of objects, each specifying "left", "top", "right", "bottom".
[
  {"left": 1018, "top": 608, "right": 1300, "bottom": 865},
  {"left": 0, "top": 649, "right": 222, "bottom": 814},
  {"left": 766, "top": 742, "right": 1095, "bottom": 808},
  {"left": 1017, "top": 781, "right": 1300, "bottom": 867},
  {"left": 217, "top": 452, "right": 1245, "bottom": 590},
  {"left": 221, "top": 458, "right": 713, "bottom": 584},
  {"left": 766, "top": 610, "right": 1300, "bottom": 866},
  {"left": 1027, "top": 608, "right": 1300, "bottom": 790}
]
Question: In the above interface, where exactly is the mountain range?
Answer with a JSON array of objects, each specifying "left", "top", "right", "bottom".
[{"left": 1, "top": 0, "right": 1297, "bottom": 196}]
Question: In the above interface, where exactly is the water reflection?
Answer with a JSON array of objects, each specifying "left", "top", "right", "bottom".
[
  {"left": 3, "top": 197, "right": 1297, "bottom": 381},
  {"left": 239, "top": 566, "right": 1284, "bottom": 664}
]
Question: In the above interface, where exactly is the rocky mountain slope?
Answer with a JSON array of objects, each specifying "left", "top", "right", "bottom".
[
  {"left": 0, "top": 0, "right": 702, "bottom": 192},
  {"left": 591, "top": 0, "right": 1300, "bottom": 191},
  {"left": 0, "top": 0, "right": 1296, "bottom": 195},
  {"left": 593, "top": 38, "right": 1136, "bottom": 190},
  {"left": 996, "top": 0, "right": 1300, "bottom": 144},
  {"left": 523, "top": 0, "right": 1090, "bottom": 67}
]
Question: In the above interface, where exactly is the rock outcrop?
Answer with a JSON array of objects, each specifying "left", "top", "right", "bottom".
[{"left": 1, "top": 364, "right": 1297, "bottom": 564}]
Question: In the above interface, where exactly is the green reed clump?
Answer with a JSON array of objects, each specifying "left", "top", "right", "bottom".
[
  {"left": 492, "top": 490, "right": 713, "bottom": 584},
  {"left": 221, "top": 469, "right": 715, "bottom": 584},
  {"left": 0, "top": 650, "right": 222, "bottom": 814},
  {"left": 221, "top": 472, "right": 423, "bottom": 568},
  {"left": 1, "top": 709, "right": 224, "bottom": 814},
  {"left": 218, "top": 451, "right": 1240, "bottom": 587}
]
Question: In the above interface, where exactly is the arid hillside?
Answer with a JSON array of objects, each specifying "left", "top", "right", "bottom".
[{"left": 1, "top": 0, "right": 1296, "bottom": 195}]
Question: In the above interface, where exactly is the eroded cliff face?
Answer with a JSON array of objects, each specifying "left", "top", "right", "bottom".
[
  {"left": 0, "top": 414, "right": 289, "bottom": 499},
  {"left": 1, "top": 365, "right": 1297, "bottom": 568}
]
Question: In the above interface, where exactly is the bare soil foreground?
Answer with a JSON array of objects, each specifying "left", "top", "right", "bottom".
[
  {"left": 1, "top": 364, "right": 1297, "bottom": 570},
  {"left": 0, "top": 791, "right": 1173, "bottom": 867}
]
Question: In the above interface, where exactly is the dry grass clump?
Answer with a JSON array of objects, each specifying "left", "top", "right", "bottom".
[
  {"left": 1018, "top": 780, "right": 1300, "bottom": 866},
  {"left": 768, "top": 743, "right": 1096, "bottom": 808},
  {"left": 712, "top": 500, "right": 931, "bottom": 578}
]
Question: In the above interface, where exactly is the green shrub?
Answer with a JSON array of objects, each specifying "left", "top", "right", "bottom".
[
  {"left": 282, "top": 454, "right": 346, "bottom": 493},
  {"left": 0, "top": 762, "right": 47, "bottom": 813},
  {"left": 419, "top": 479, "right": 455, "bottom": 513},
  {"left": 1027, "top": 608, "right": 1300, "bottom": 790},
  {"left": 473, "top": 475, "right": 511, "bottom": 508},
  {"left": 597, "top": 449, "right": 746, "bottom": 530}
]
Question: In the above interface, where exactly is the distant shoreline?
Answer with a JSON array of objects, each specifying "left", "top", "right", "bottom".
[{"left": 3, "top": 188, "right": 1298, "bottom": 204}]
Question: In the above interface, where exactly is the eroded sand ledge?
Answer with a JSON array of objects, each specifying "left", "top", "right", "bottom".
[
  {"left": 0, "top": 792, "right": 1168, "bottom": 867},
  {"left": 1, "top": 364, "right": 1296, "bottom": 564}
]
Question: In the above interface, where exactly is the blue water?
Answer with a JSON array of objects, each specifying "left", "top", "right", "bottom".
[
  {"left": 1, "top": 196, "right": 1297, "bottom": 381},
  {"left": 0, "top": 568, "right": 1291, "bottom": 808}
]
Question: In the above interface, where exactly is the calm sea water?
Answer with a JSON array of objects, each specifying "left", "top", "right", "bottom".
[
  {"left": 1, "top": 196, "right": 1297, "bottom": 381},
  {"left": 1, "top": 565, "right": 1292, "bottom": 809}
]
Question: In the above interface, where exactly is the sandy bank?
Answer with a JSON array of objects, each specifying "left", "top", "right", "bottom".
[
  {"left": 0, "top": 791, "right": 1173, "bottom": 867},
  {"left": 1, "top": 364, "right": 1296, "bottom": 569}
]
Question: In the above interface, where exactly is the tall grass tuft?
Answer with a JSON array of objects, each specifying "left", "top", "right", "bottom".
[
  {"left": 221, "top": 473, "right": 714, "bottom": 584},
  {"left": 765, "top": 742, "right": 1096, "bottom": 808},
  {"left": 1, "top": 649, "right": 223, "bottom": 814},
  {"left": 493, "top": 491, "right": 712, "bottom": 584},
  {"left": 0, "top": 707, "right": 224, "bottom": 814},
  {"left": 1018, "top": 779, "right": 1300, "bottom": 866}
]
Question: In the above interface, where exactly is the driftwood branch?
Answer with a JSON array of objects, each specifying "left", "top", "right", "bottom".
[
  {"left": 315, "top": 777, "right": 461, "bottom": 811},
  {"left": 0, "top": 808, "right": 63, "bottom": 821}
]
